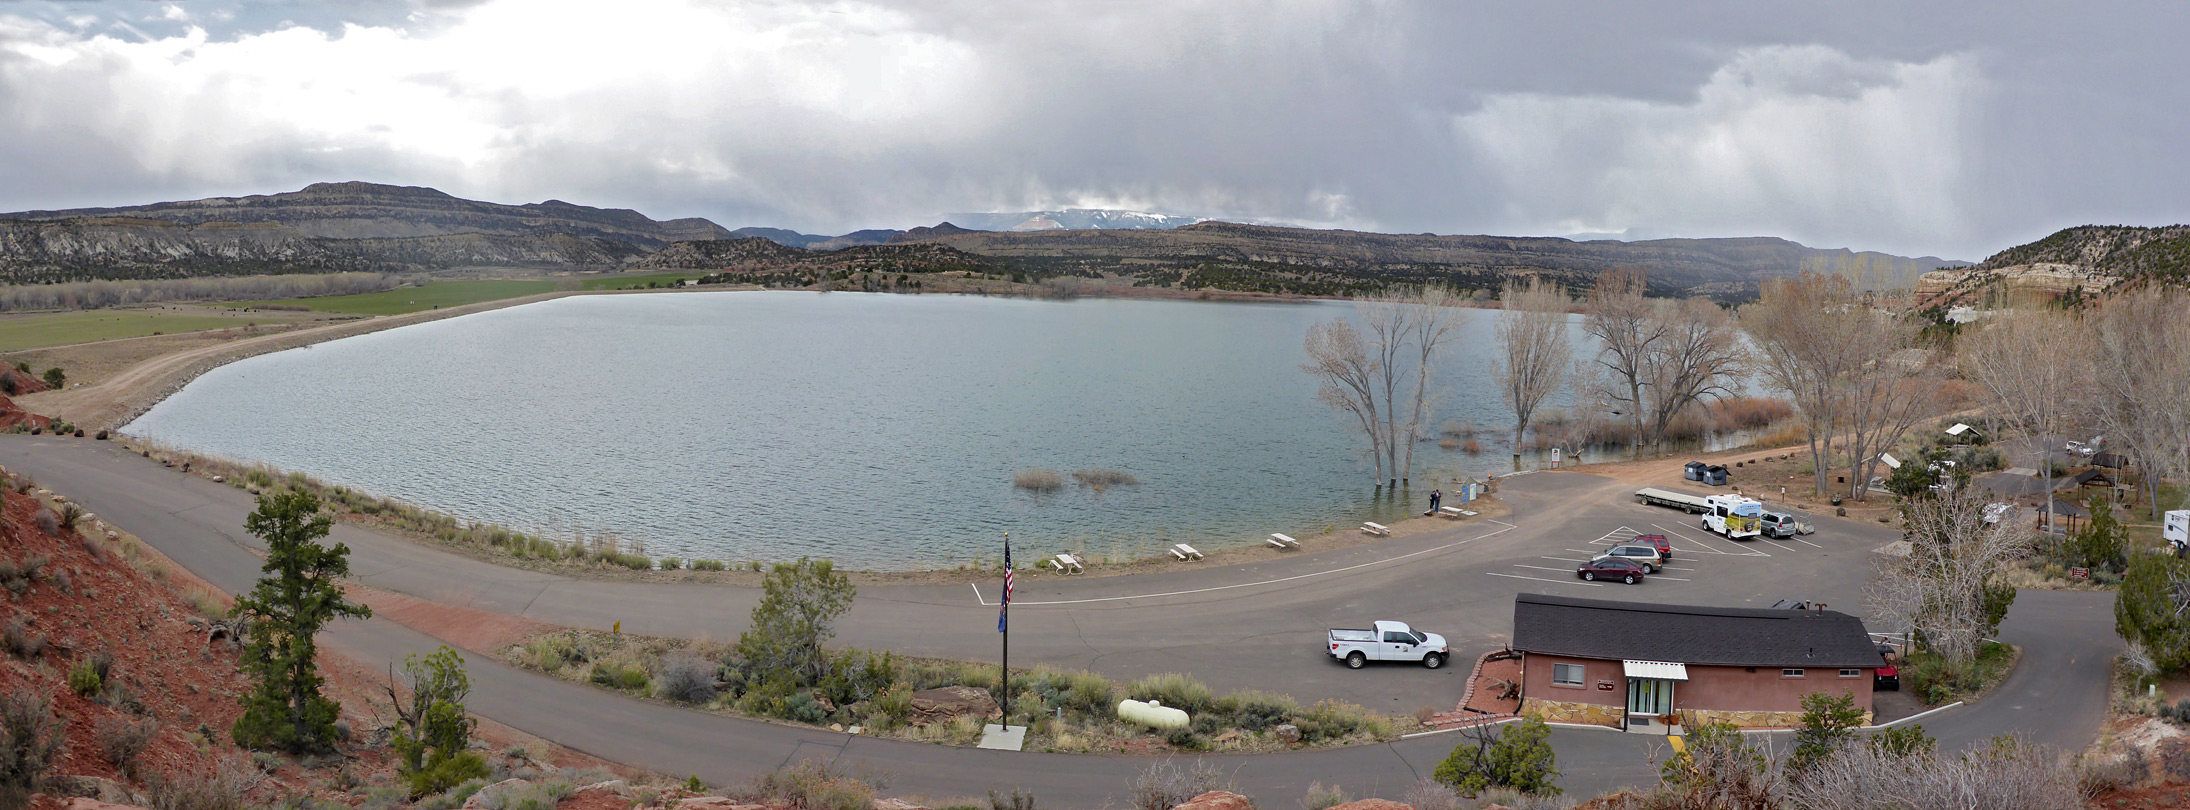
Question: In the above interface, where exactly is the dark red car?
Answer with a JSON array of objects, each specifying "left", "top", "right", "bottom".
[
  {"left": 1577, "top": 556, "right": 1647, "bottom": 584},
  {"left": 1631, "top": 533, "right": 1672, "bottom": 560}
]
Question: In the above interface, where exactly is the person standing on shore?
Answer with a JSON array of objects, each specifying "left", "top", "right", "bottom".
[{"left": 1428, "top": 489, "right": 1442, "bottom": 515}]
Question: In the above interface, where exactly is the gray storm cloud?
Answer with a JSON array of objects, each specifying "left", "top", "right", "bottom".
[{"left": 0, "top": 0, "right": 2183, "bottom": 259}]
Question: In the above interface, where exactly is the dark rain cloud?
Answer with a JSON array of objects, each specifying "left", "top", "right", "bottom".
[{"left": 0, "top": 0, "right": 2183, "bottom": 260}]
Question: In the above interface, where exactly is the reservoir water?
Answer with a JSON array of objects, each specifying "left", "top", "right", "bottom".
[{"left": 126, "top": 291, "right": 1576, "bottom": 569}]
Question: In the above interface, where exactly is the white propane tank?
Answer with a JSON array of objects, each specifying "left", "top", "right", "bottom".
[{"left": 1117, "top": 698, "right": 1190, "bottom": 730}]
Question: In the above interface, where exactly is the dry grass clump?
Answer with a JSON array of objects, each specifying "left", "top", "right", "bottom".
[
  {"left": 1013, "top": 468, "right": 1064, "bottom": 492},
  {"left": 1072, "top": 468, "right": 1140, "bottom": 491}
]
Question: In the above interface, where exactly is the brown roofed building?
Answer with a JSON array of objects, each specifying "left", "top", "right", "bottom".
[{"left": 1510, "top": 593, "right": 1883, "bottom": 734}]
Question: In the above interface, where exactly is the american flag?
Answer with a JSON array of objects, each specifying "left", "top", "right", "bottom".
[{"left": 998, "top": 537, "right": 1013, "bottom": 633}]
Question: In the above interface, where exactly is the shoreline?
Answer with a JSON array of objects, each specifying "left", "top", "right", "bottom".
[{"left": 114, "top": 431, "right": 1513, "bottom": 582}]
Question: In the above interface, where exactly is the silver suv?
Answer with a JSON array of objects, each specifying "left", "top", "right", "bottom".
[
  {"left": 1593, "top": 544, "right": 1664, "bottom": 573},
  {"left": 1760, "top": 512, "right": 1813, "bottom": 538}
]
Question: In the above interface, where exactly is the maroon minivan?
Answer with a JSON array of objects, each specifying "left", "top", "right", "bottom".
[{"left": 1631, "top": 533, "right": 1672, "bottom": 561}]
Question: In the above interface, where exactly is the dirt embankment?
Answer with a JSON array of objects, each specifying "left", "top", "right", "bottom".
[{"left": 0, "top": 462, "right": 639, "bottom": 810}]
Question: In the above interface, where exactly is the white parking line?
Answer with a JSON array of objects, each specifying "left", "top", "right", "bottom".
[
  {"left": 972, "top": 519, "right": 1521, "bottom": 606},
  {"left": 1654, "top": 522, "right": 1771, "bottom": 557},
  {"left": 1651, "top": 575, "right": 1693, "bottom": 581},
  {"left": 1543, "top": 556, "right": 1588, "bottom": 562},
  {"left": 1793, "top": 538, "right": 1825, "bottom": 549},
  {"left": 1514, "top": 564, "right": 1576, "bottom": 573},
  {"left": 1488, "top": 572, "right": 1601, "bottom": 587}
]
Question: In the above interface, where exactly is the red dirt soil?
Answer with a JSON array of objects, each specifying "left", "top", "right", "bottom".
[
  {"left": 0, "top": 394, "right": 52, "bottom": 430},
  {"left": 0, "top": 468, "right": 639, "bottom": 810}
]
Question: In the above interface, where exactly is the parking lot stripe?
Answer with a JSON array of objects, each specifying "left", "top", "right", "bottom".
[
  {"left": 1487, "top": 572, "right": 1602, "bottom": 587},
  {"left": 1793, "top": 538, "right": 1825, "bottom": 549},
  {"left": 1514, "top": 564, "right": 1577, "bottom": 573},
  {"left": 1654, "top": 522, "right": 1771, "bottom": 557},
  {"left": 1651, "top": 575, "right": 1693, "bottom": 581}
]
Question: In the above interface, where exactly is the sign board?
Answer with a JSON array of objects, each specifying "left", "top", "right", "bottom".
[
  {"left": 1551, "top": 448, "right": 1562, "bottom": 467},
  {"left": 2070, "top": 567, "right": 2090, "bottom": 580},
  {"left": 2166, "top": 510, "right": 2190, "bottom": 546},
  {"left": 1597, "top": 681, "right": 1615, "bottom": 691}
]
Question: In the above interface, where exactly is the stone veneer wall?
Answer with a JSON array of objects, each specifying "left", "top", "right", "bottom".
[
  {"left": 1523, "top": 702, "right": 1876, "bottom": 729},
  {"left": 1681, "top": 707, "right": 1873, "bottom": 729},
  {"left": 1520, "top": 699, "right": 1624, "bottom": 726}
]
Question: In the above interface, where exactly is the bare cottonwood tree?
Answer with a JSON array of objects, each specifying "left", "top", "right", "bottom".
[
  {"left": 1583, "top": 269, "right": 1660, "bottom": 454},
  {"left": 1744, "top": 273, "right": 1866, "bottom": 494},
  {"left": 1494, "top": 277, "right": 1571, "bottom": 457},
  {"left": 1307, "top": 288, "right": 1463, "bottom": 487},
  {"left": 1355, "top": 296, "right": 1417, "bottom": 487},
  {"left": 1304, "top": 319, "right": 1388, "bottom": 484},
  {"left": 1959, "top": 309, "right": 2094, "bottom": 533},
  {"left": 1866, "top": 488, "right": 2033, "bottom": 665},
  {"left": 1639, "top": 297, "right": 1747, "bottom": 448},
  {"left": 1583, "top": 269, "right": 1746, "bottom": 455},
  {"left": 1841, "top": 359, "right": 1942, "bottom": 502},
  {"left": 2088, "top": 286, "right": 2190, "bottom": 518},
  {"left": 1399, "top": 287, "right": 1464, "bottom": 484}
]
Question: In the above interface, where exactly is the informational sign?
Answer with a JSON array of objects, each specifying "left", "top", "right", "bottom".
[
  {"left": 1551, "top": 448, "right": 1562, "bottom": 468},
  {"left": 2070, "top": 567, "right": 2090, "bottom": 580},
  {"left": 1597, "top": 681, "right": 1615, "bottom": 691}
]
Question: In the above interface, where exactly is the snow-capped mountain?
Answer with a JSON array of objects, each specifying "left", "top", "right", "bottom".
[{"left": 945, "top": 208, "right": 1204, "bottom": 232}]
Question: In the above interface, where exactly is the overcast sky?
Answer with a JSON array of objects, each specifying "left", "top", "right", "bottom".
[{"left": 1, "top": 1, "right": 2184, "bottom": 259}]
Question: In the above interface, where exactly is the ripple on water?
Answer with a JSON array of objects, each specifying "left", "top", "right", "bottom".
[{"left": 126, "top": 291, "right": 1570, "bottom": 569}]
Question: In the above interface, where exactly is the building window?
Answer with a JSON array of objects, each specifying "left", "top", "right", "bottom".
[
  {"left": 1782, "top": 668, "right": 1805, "bottom": 677},
  {"left": 1839, "top": 668, "right": 1861, "bottom": 678},
  {"left": 1553, "top": 663, "right": 1584, "bottom": 687}
]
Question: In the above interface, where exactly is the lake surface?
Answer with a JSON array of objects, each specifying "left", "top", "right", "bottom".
[{"left": 126, "top": 291, "right": 1589, "bottom": 568}]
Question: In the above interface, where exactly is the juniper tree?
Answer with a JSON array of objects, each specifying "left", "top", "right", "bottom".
[
  {"left": 232, "top": 490, "right": 372, "bottom": 753},
  {"left": 387, "top": 646, "right": 486, "bottom": 796},
  {"left": 734, "top": 558, "right": 855, "bottom": 689}
]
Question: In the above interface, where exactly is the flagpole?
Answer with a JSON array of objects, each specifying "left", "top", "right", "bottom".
[{"left": 1001, "top": 532, "right": 1010, "bottom": 723}]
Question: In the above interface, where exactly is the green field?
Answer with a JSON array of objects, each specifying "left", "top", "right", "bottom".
[
  {"left": 0, "top": 309, "right": 274, "bottom": 352},
  {"left": 578, "top": 273, "right": 701, "bottom": 291},
  {"left": 236, "top": 280, "right": 557, "bottom": 315}
]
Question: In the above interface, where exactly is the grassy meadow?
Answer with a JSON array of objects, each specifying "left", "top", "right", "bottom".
[
  {"left": 0, "top": 308, "right": 278, "bottom": 351},
  {"left": 578, "top": 272, "right": 702, "bottom": 291},
  {"left": 234, "top": 279, "right": 557, "bottom": 315}
]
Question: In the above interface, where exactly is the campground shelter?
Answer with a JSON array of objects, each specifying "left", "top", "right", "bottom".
[{"left": 1510, "top": 594, "right": 1880, "bottom": 733}]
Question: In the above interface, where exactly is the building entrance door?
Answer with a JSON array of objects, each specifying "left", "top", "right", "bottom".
[{"left": 1625, "top": 678, "right": 1676, "bottom": 734}]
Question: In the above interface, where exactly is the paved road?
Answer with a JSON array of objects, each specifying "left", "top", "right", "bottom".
[{"left": 0, "top": 436, "right": 2117, "bottom": 804}]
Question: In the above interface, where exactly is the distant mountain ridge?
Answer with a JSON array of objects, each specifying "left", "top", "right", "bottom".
[
  {"left": 943, "top": 209, "right": 1202, "bottom": 232},
  {"left": 4, "top": 181, "right": 730, "bottom": 244},
  {"left": 1917, "top": 224, "right": 2190, "bottom": 303},
  {"left": 882, "top": 221, "right": 1964, "bottom": 298},
  {"left": 0, "top": 182, "right": 1967, "bottom": 298}
]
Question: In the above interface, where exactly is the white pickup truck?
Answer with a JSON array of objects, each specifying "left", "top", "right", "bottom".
[{"left": 1328, "top": 620, "right": 1449, "bottom": 669}]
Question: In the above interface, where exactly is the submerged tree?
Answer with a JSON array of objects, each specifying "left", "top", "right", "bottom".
[
  {"left": 1304, "top": 318, "right": 1389, "bottom": 484},
  {"left": 232, "top": 490, "right": 372, "bottom": 753},
  {"left": 1494, "top": 278, "right": 1571, "bottom": 459},
  {"left": 1303, "top": 287, "right": 1461, "bottom": 487}
]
